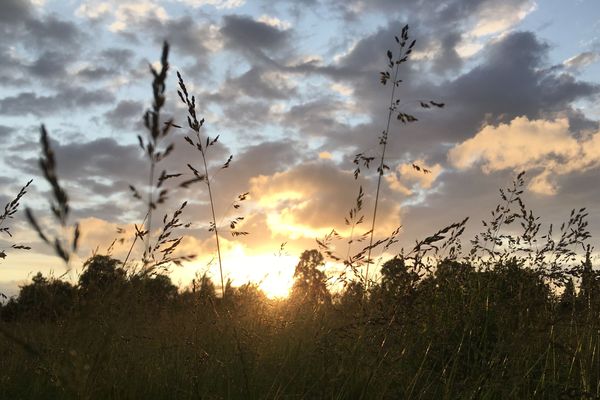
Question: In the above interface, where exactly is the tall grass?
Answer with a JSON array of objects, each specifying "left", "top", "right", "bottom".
[{"left": 0, "top": 27, "right": 598, "bottom": 400}]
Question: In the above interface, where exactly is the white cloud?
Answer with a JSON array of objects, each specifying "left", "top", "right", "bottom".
[
  {"left": 455, "top": 38, "right": 484, "bottom": 59},
  {"left": 75, "top": 1, "right": 169, "bottom": 31},
  {"left": 449, "top": 116, "right": 600, "bottom": 195},
  {"left": 173, "top": 0, "right": 245, "bottom": 9},
  {"left": 330, "top": 82, "right": 354, "bottom": 97},
  {"left": 385, "top": 160, "right": 442, "bottom": 196},
  {"left": 75, "top": 1, "right": 111, "bottom": 19},
  {"left": 258, "top": 15, "right": 291, "bottom": 30},
  {"left": 470, "top": 1, "right": 537, "bottom": 37},
  {"left": 109, "top": 2, "right": 168, "bottom": 32},
  {"left": 564, "top": 52, "right": 600, "bottom": 71}
]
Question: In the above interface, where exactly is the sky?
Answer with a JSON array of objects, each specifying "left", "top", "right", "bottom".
[{"left": 1, "top": 0, "right": 599, "bottom": 298}]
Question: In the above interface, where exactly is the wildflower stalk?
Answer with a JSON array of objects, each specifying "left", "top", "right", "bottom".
[
  {"left": 203, "top": 144, "right": 225, "bottom": 297},
  {"left": 365, "top": 52, "right": 402, "bottom": 291},
  {"left": 357, "top": 25, "right": 444, "bottom": 291},
  {"left": 176, "top": 72, "right": 232, "bottom": 298}
]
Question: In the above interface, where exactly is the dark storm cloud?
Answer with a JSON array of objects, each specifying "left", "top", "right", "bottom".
[
  {"left": 48, "top": 138, "right": 145, "bottom": 183},
  {"left": 76, "top": 66, "right": 118, "bottom": 81},
  {"left": 74, "top": 48, "right": 138, "bottom": 82},
  {"left": 0, "top": 1, "right": 87, "bottom": 88},
  {"left": 220, "top": 14, "right": 292, "bottom": 59},
  {"left": 0, "top": 87, "right": 115, "bottom": 117},
  {"left": 110, "top": 14, "right": 216, "bottom": 75},
  {"left": 103, "top": 100, "right": 145, "bottom": 130},
  {"left": 146, "top": 16, "right": 215, "bottom": 73},
  {"left": 278, "top": 97, "right": 351, "bottom": 139},
  {"left": 444, "top": 32, "right": 598, "bottom": 130},
  {"left": 71, "top": 201, "right": 133, "bottom": 222},
  {"left": 0, "top": 0, "right": 32, "bottom": 26},
  {"left": 304, "top": 27, "right": 599, "bottom": 163},
  {"left": 327, "top": 0, "right": 530, "bottom": 24},
  {"left": 100, "top": 48, "right": 136, "bottom": 68},
  {"left": 28, "top": 51, "right": 70, "bottom": 79},
  {"left": 0, "top": 125, "right": 14, "bottom": 139},
  {"left": 10, "top": 137, "right": 144, "bottom": 187},
  {"left": 215, "top": 139, "right": 303, "bottom": 196},
  {"left": 0, "top": 0, "right": 85, "bottom": 50},
  {"left": 24, "top": 14, "right": 85, "bottom": 50},
  {"left": 430, "top": 31, "right": 463, "bottom": 75},
  {"left": 0, "top": 176, "right": 18, "bottom": 206},
  {"left": 226, "top": 67, "right": 296, "bottom": 100},
  {"left": 219, "top": 100, "right": 273, "bottom": 129}
]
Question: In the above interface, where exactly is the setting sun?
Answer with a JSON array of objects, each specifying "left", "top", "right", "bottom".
[{"left": 221, "top": 245, "right": 298, "bottom": 299}]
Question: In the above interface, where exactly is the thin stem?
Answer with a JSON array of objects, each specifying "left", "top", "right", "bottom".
[
  {"left": 146, "top": 158, "right": 156, "bottom": 258},
  {"left": 201, "top": 149, "right": 225, "bottom": 298},
  {"left": 346, "top": 223, "right": 357, "bottom": 263},
  {"left": 365, "top": 57, "right": 402, "bottom": 291},
  {"left": 123, "top": 212, "right": 149, "bottom": 269},
  {"left": 489, "top": 189, "right": 516, "bottom": 262}
]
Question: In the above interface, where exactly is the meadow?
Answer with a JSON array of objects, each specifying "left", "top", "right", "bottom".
[{"left": 1, "top": 29, "right": 599, "bottom": 400}]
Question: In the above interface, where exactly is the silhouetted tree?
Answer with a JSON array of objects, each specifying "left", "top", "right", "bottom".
[
  {"left": 290, "top": 250, "right": 331, "bottom": 307},
  {"left": 1, "top": 272, "right": 76, "bottom": 321},
  {"left": 338, "top": 280, "right": 364, "bottom": 309},
  {"left": 194, "top": 273, "right": 217, "bottom": 304},
  {"left": 130, "top": 273, "right": 178, "bottom": 305},
  {"left": 78, "top": 255, "right": 126, "bottom": 297},
  {"left": 579, "top": 247, "right": 599, "bottom": 311},
  {"left": 560, "top": 278, "right": 577, "bottom": 313},
  {"left": 379, "top": 256, "right": 419, "bottom": 302}
]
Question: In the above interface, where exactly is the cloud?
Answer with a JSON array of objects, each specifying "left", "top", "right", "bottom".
[
  {"left": 24, "top": 14, "right": 86, "bottom": 50},
  {"left": 176, "top": 0, "right": 245, "bottom": 9},
  {"left": 385, "top": 161, "right": 443, "bottom": 196},
  {"left": 27, "top": 51, "right": 69, "bottom": 79},
  {"left": 76, "top": 1, "right": 169, "bottom": 32},
  {"left": 0, "top": 125, "right": 14, "bottom": 139},
  {"left": 103, "top": 100, "right": 144, "bottom": 129},
  {"left": 100, "top": 48, "right": 136, "bottom": 67},
  {"left": 563, "top": 52, "right": 600, "bottom": 72},
  {"left": 8, "top": 136, "right": 146, "bottom": 203},
  {"left": 150, "top": 16, "right": 221, "bottom": 59},
  {"left": 257, "top": 15, "right": 291, "bottom": 30},
  {"left": 0, "top": 0, "right": 32, "bottom": 25},
  {"left": 469, "top": 0, "right": 536, "bottom": 37},
  {"left": 216, "top": 66, "right": 297, "bottom": 100},
  {"left": 220, "top": 14, "right": 291, "bottom": 54},
  {"left": 449, "top": 116, "right": 600, "bottom": 195},
  {"left": 0, "top": 88, "right": 115, "bottom": 117},
  {"left": 249, "top": 161, "right": 402, "bottom": 240},
  {"left": 0, "top": 2, "right": 87, "bottom": 86},
  {"left": 75, "top": 1, "right": 112, "bottom": 20},
  {"left": 295, "top": 26, "right": 600, "bottom": 168}
]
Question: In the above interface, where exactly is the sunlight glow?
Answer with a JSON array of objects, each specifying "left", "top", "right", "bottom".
[{"left": 224, "top": 245, "right": 297, "bottom": 298}]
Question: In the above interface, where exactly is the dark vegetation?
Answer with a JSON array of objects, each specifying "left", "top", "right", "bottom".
[{"left": 1, "top": 27, "right": 600, "bottom": 399}]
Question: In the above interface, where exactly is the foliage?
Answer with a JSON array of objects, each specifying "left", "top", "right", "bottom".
[
  {"left": 353, "top": 25, "right": 445, "bottom": 289},
  {"left": 125, "top": 42, "right": 195, "bottom": 274},
  {"left": 176, "top": 71, "right": 249, "bottom": 298},
  {"left": 25, "top": 126, "right": 80, "bottom": 265},
  {"left": 0, "top": 180, "right": 33, "bottom": 264},
  {"left": 78, "top": 255, "right": 127, "bottom": 297},
  {"left": 2, "top": 249, "right": 600, "bottom": 398},
  {"left": 290, "top": 249, "right": 331, "bottom": 308},
  {"left": 1, "top": 272, "right": 76, "bottom": 321}
]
